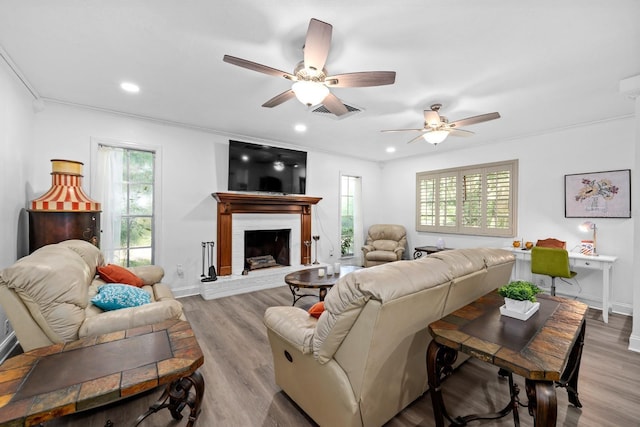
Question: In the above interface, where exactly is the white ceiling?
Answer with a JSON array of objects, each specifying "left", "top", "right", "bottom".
[{"left": 1, "top": 1, "right": 638, "bottom": 161}]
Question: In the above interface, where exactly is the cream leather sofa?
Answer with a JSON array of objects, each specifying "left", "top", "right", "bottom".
[
  {"left": 264, "top": 248, "right": 515, "bottom": 427},
  {"left": 0, "top": 239, "right": 184, "bottom": 352},
  {"left": 361, "top": 224, "right": 407, "bottom": 267}
]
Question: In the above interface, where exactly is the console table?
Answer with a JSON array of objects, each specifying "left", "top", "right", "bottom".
[
  {"left": 0, "top": 320, "right": 204, "bottom": 426},
  {"left": 427, "top": 290, "right": 587, "bottom": 427},
  {"left": 506, "top": 247, "right": 617, "bottom": 323}
]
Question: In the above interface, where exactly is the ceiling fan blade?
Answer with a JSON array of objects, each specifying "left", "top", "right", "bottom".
[
  {"left": 449, "top": 128, "right": 475, "bottom": 137},
  {"left": 449, "top": 112, "right": 501, "bottom": 128},
  {"left": 262, "top": 90, "right": 296, "bottom": 108},
  {"left": 322, "top": 92, "right": 349, "bottom": 116},
  {"left": 223, "top": 55, "right": 295, "bottom": 80},
  {"left": 407, "top": 133, "right": 427, "bottom": 144},
  {"left": 304, "top": 18, "right": 332, "bottom": 71},
  {"left": 325, "top": 71, "right": 396, "bottom": 88},
  {"left": 381, "top": 128, "right": 425, "bottom": 133}
]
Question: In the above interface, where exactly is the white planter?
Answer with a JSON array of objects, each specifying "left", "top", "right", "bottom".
[
  {"left": 500, "top": 297, "right": 540, "bottom": 321},
  {"left": 504, "top": 297, "right": 534, "bottom": 313}
]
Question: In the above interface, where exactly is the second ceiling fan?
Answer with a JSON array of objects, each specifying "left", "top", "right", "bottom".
[
  {"left": 382, "top": 104, "right": 501, "bottom": 145},
  {"left": 223, "top": 18, "right": 396, "bottom": 116}
]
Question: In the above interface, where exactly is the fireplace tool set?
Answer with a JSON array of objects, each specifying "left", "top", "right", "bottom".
[{"left": 201, "top": 241, "right": 217, "bottom": 282}]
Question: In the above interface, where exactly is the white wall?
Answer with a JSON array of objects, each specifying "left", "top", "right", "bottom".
[
  {"left": 0, "top": 58, "right": 35, "bottom": 354},
  {"left": 381, "top": 117, "right": 635, "bottom": 314},
  {"left": 30, "top": 103, "right": 383, "bottom": 296}
]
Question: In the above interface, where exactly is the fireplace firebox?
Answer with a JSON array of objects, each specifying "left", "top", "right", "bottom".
[{"left": 244, "top": 229, "right": 291, "bottom": 271}]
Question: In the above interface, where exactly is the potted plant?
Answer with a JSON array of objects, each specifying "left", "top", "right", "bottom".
[{"left": 498, "top": 281, "right": 542, "bottom": 314}]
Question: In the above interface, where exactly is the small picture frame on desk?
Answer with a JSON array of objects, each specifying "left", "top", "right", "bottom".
[
  {"left": 564, "top": 169, "right": 631, "bottom": 218},
  {"left": 580, "top": 240, "right": 594, "bottom": 256}
]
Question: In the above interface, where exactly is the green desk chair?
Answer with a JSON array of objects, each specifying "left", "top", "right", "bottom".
[{"left": 531, "top": 246, "right": 577, "bottom": 296}]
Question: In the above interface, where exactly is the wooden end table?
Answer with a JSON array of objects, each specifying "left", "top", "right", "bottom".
[
  {"left": 413, "top": 245, "right": 451, "bottom": 259},
  {"left": 0, "top": 319, "right": 204, "bottom": 427},
  {"left": 284, "top": 265, "right": 361, "bottom": 305},
  {"left": 427, "top": 290, "right": 587, "bottom": 427}
]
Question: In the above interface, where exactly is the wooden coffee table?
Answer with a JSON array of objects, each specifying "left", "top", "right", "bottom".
[
  {"left": 0, "top": 319, "right": 204, "bottom": 427},
  {"left": 284, "top": 265, "right": 361, "bottom": 305},
  {"left": 427, "top": 290, "right": 587, "bottom": 427}
]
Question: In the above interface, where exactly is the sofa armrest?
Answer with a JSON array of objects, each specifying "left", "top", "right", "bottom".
[
  {"left": 78, "top": 299, "right": 183, "bottom": 338},
  {"left": 264, "top": 306, "right": 317, "bottom": 354},
  {"left": 127, "top": 265, "right": 165, "bottom": 285},
  {"left": 394, "top": 247, "right": 405, "bottom": 259},
  {"left": 361, "top": 245, "right": 374, "bottom": 255}
]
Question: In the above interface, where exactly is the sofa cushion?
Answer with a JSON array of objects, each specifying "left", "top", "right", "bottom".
[
  {"left": 0, "top": 244, "right": 92, "bottom": 343},
  {"left": 371, "top": 240, "right": 399, "bottom": 252},
  {"left": 365, "top": 250, "right": 399, "bottom": 262},
  {"left": 97, "top": 264, "right": 144, "bottom": 287},
  {"left": 91, "top": 284, "right": 151, "bottom": 311},
  {"left": 79, "top": 299, "right": 184, "bottom": 338}
]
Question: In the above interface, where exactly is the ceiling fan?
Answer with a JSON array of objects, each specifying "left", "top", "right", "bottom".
[
  {"left": 223, "top": 18, "right": 396, "bottom": 116},
  {"left": 382, "top": 104, "right": 501, "bottom": 145}
]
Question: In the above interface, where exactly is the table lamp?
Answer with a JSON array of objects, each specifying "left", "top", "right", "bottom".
[{"left": 579, "top": 221, "right": 597, "bottom": 256}]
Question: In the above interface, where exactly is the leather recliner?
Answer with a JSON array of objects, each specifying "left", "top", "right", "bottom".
[
  {"left": 0, "top": 239, "right": 185, "bottom": 352},
  {"left": 361, "top": 224, "right": 407, "bottom": 267}
]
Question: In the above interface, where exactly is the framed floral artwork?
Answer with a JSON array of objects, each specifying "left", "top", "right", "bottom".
[{"left": 565, "top": 169, "right": 631, "bottom": 218}]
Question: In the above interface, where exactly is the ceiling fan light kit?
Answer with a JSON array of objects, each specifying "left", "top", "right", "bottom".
[
  {"left": 291, "top": 80, "right": 329, "bottom": 106},
  {"left": 423, "top": 130, "right": 450, "bottom": 145}
]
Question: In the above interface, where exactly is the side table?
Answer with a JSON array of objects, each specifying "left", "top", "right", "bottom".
[
  {"left": 427, "top": 290, "right": 587, "bottom": 427},
  {"left": 0, "top": 319, "right": 204, "bottom": 426},
  {"left": 413, "top": 246, "right": 451, "bottom": 259}
]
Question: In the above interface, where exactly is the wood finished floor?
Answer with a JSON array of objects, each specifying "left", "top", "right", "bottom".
[{"left": 46, "top": 285, "right": 640, "bottom": 427}]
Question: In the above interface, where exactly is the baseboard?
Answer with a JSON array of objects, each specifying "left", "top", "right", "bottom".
[
  {"left": 0, "top": 333, "right": 19, "bottom": 363},
  {"left": 172, "top": 284, "right": 201, "bottom": 298},
  {"left": 628, "top": 334, "right": 640, "bottom": 353}
]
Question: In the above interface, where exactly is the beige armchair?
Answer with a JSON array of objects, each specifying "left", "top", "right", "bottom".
[{"left": 361, "top": 224, "right": 407, "bottom": 267}]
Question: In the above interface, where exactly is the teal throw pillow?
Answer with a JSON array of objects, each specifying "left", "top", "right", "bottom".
[{"left": 91, "top": 283, "right": 151, "bottom": 311}]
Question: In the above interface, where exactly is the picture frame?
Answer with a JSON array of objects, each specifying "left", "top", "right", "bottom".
[{"left": 564, "top": 169, "right": 631, "bottom": 218}]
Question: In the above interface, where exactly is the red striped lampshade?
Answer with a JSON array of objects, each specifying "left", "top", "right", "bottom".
[{"left": 30, "top": 159, "right": 101, "bottom": 212}]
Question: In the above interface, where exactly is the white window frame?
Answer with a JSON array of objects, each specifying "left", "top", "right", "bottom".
[
  {"left": 90, "top": 137, "right": 163, "bottom": 265},
  {"left": 416, "top": 159, "right": 518, "bottom": 237}
]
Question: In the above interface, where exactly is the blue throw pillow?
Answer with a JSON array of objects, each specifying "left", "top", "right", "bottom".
[{"left": 91, "top": 283, "right": 151, "bottom": 311}]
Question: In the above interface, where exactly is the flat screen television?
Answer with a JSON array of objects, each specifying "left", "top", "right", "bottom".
[{"left": 228, "top": 140, "right": 307, "bottom": 194}]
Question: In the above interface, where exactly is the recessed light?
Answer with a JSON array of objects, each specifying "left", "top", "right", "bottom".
[
  {"left": 294, "top": 123, "right": 307, "bottom": 133},
  {"left": 120, "top": 82, "right": 140, "bottom": 93},
  {"left": 386, "top": 146, "right": 396, "bottom": 153}
]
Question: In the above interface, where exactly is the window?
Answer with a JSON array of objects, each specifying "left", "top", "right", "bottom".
[
  {"left": 416, "top": 160, "right": 517, "bottom": 236},
  {"left": 120, "top": 149, "right": 155, "bottom": 266},
  {"left": 95, "top": 145, "right": 156, "bottom": 266},
  {"left": 340, "top": 175, "right": 362, "bottom": 259}
]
